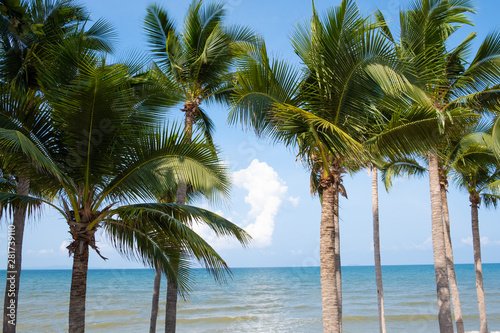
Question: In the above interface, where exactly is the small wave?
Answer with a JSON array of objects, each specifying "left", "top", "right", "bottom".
[
  {"left": 179, "top": 305, "right": 254, "bottom": 314},
  {"left": 386, "top": 314, "right": 437, "bottom": 321},
  {"left": 293, "top": 305, "right": 310, "bottom": 309},
  {"left": 88, "top": 322, "right": 129, "bottom": 329},
  {"left": 88, "top": 310, "right": 136, "bottom": 317},
  {"left": 343, "top": 314, "right": 437, "bottom": 322},
  {"left": 396, "top": 301, "right": 433, "bottom": 306},
  {"left": 343, "top": 316, "right": 378, "bottom": 322},
  {"left": 178, "top": 315, "right": 258, "bottom": 324}
]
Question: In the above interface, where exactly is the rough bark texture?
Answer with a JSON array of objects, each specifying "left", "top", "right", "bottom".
[
  {"left": 440, "top": 177, "right": 464, "bottom": 333},
  {"left": 320, "top": 183, "right": 340, "bottom": 333},
  {"left": 333, "top": 183, "right": 342, "bottom": 332},
  {"left": 149, "top": 267, "right": 162, "bottom": 333},
  {"left": 3, "top": 176, "right": 30, "bottom": 333},
  {"left": 68, "top": 240, "right": 90, "bottom": 333},
  {"left": 165, "top": 277, "right": 178, "bottom": 333},
  {"left": 470, "top": 199, "right": 488, "bottom": 333},
  {"left": 164, "top": 101, "right": 196, "bottom": 333},
  {"left": 372, "top": 168, "right": 387, "bottom": 333},
  {"left": 428, "top": 153, "right": 454, "bottom": 333}
]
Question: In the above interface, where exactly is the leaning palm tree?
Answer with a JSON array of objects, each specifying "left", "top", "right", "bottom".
[
  {"left": 0, "top": 49, "right": 250, "bottom": 333},
  {"left": 144, "top": 2, "right": 256, "bottom": 331},
  {"left": 230, "top": 1, "right": 397, "bottom": 331},
  {"left": 0, "top": 2, "right": 115, "bottom": 331},
  {"left": 370, "top": 1, "right": 500, "bottom": 331}
]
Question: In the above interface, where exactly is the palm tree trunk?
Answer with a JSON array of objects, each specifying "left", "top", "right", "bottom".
[
  {"left": 2, "top": 176, "right": 30, "bottom": 333},
  {"left": 428, "top": 153, "right": 454, "bottom": 333},
  {"left": 320, "top": 182, "right": 340, "bottom": 333},
  {"left": 150, "top": 267, "right": 162, "bottom": 333},
  {"left": 470, "top": 199, "right": 488, "bottom": 333},
  {"left": 68, "top": 240, "right": 90, "bottom": 333},
  {"left": 371, "top": 168, "right": 387, "bottom": 333},
  {"left": 440, "top": 180, "right": 464, "bottom": 333},
  {"left": 164, "top": 103, "right": 195, "bottom": 333},
  {"left": 333, "top": 181, "right": 342, "bottom": 332},
  {"left": 165, "top": 277, "right": 178, "bottom": 333}
]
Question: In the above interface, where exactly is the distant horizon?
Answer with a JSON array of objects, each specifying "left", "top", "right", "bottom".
[{"left": 6, "top": 262, "right": 500, "bottom": 271}]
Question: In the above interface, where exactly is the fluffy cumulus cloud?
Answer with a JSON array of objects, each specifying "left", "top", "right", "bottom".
[{"left": 233, "top": 159, "right": 289, "bottom": 248}]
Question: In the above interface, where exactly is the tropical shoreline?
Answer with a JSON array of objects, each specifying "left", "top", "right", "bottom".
[{"left": 2, "top": 264, "right": 499, "bottom": 332}]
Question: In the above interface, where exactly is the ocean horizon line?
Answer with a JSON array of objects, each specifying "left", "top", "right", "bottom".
[{"left": 4, "top": 262, "right": 499, "bottom": 271}]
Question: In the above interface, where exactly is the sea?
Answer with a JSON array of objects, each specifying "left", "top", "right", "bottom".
[{"left": 1, "top": 264, "right": 499, "bottom": 332}]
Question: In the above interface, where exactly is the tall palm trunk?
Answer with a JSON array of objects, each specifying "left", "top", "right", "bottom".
[
  {"left": 150, "top": 267, "right": 162, "bottom": 333},
  {"left": 371, "top": 168, "right": 386, "bottom": 333},
  {"left": 428, "top": 153, "right": 454, "bottom": 333},
  {"left": 320, "top": 181, "right": 340, "bottom": 333},
  {"left": 440, "top": 176, "right": 464, "bottom": 333},
  {"left": 2, "top": 176, "right": 30, "bottom": 333},
  {"left": 68, "top": 239, "right": 90, "bottom": 333},
  {"left": 333, "top": 181, "right": 342, "bottom": 332},
  {"left": 165, "top": 102, "right": 196, "bottom": 333},
  {"left": 470, "top": 198, "right": 488, "bottom": 333}
]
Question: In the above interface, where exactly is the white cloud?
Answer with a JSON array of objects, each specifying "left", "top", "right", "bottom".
[
  {"left": 408, "top": 236, "right": 432, "bottom": 250},
  {"left": 59, "top": 240, "right": 70, "bottom": 252},
  {"left": 461, "top": 237, "right": 473, "bottom": 246},
  {"left": 461, "top": 236, "right": 500, "bottom": 247},
  {"left": 38, "top": 249, "right": 54, "bottom": 255},
  {"left": 288, "top": 196, "right": 300, "bottom": 207},
  {"left": 232, "top": 159, "right": 288, "bottom": 248}
]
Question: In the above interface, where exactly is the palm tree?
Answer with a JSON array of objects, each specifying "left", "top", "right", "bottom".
[
  {"left": 143, "top": 2, "right": 256, "bottom": 331},
  {"left": 369, "top": 165, "right": 387, "bottom": 333},
  {"left": 148, "top": 185, "right": 242, "bottom": 333},
  {"left": 0, "top": 2, "right": 114, "bottom": 331},
  {"left": 0, "top": 48, "right": 250, "bottom": 333},
  {"left": 452, "top": 131, "right": 500, "bottom": 333},
  {"left": 230, "top": 1, "right": 397, "bottom": 331},
  {"left": 379, "top": 119, "right": 500, "bottom": 333},
  {"left": 370, "top": 1, "right": 500, "bottom": 330}
]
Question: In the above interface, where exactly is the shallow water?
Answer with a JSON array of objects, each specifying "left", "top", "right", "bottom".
[{"left": 1, "top": 264, "right": 499, "bottom": 332}]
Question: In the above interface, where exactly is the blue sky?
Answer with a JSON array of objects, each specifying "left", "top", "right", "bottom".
[{"left": 2, "top": 0, "right": 500, "bottom": 269}]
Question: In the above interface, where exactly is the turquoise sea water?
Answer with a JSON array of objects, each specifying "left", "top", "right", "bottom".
[{"left": 1, "top": 264, "right": 499, "bottom": 332}]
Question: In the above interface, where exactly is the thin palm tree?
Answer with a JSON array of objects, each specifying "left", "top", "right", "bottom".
[
  {"left": 369, "top": 164, "right": 386, "bottom": 333},
  {"left": 380, "top": 121, "right": 500, "bottom": 333},
  {"left": 0, "top": 2, "right": 114, "bottom": 331},
  {"left": 144, "top": 2, "right": 256, "bottom": 331},
  {"left": 369, "top": 1, "right": 500, "bottom": 330},
  {"left": 452, "top": 131, "right": 500, "bottom": 333},
  {"left": 230, "top": 1, "right": 397, "bottom": 331}
]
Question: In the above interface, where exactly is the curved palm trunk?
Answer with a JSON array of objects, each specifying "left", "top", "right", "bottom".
[
  {"left": 320, "top": 182, "right": 340, "bottom": 333},
  {"left": 440, "top": 179, "right": 464, "bottom": 333},
  {"left": 68, "top": 240, "right": 90, "bottom": 333},
  {"left": 428, "top": 153, "right": 454, "bottom": 333},
  {"left": 333, "top": 182, "right": 342, "bottom": 332},
  {"left": 2, "top": 176, "right": 30, "bottom": 333},
  {"left": 371, "top": 168, "right": 386, "bottom": 333},
  {"left": 470, "top": 199, "right": 488, "bottom": 333},
  {"left": 150, "top": 267, "right": 162, "bottom": 333}
]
